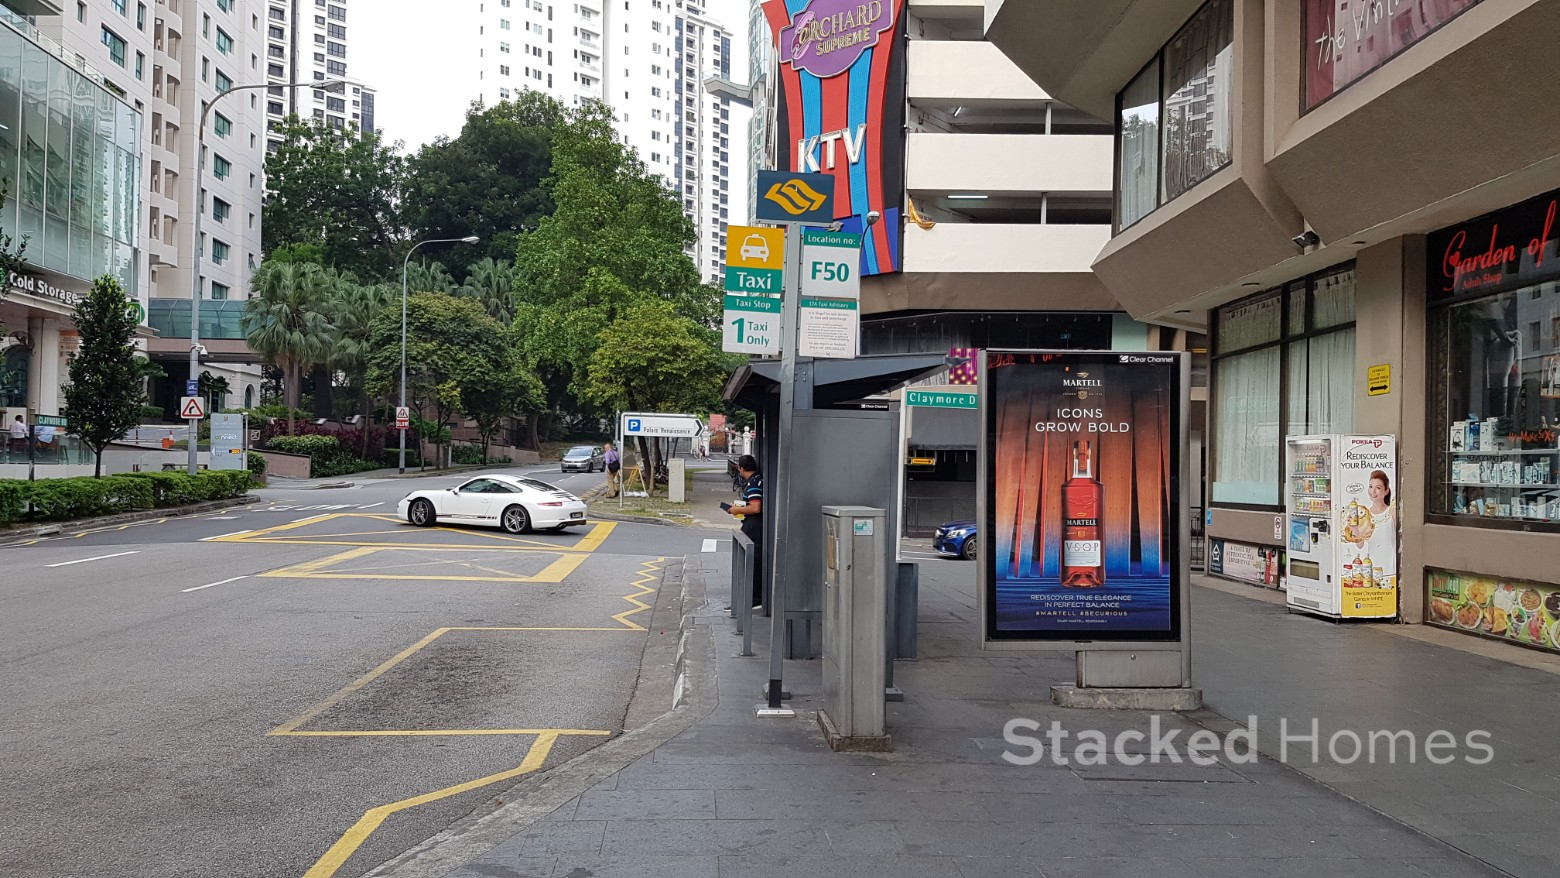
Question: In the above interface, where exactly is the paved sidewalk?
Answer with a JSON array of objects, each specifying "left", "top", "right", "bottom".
[{"left": 424, "top": 551, "right": 1551, "bottom": 878}]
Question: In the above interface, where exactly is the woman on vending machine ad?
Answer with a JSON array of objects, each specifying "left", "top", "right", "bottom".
[{"left": 1338, "top": 438, "right": 1398, "bottom": 616}]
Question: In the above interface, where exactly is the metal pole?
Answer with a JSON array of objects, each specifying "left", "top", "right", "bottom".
[
  {"left": 398, "top": 236, "right": 478, "bottom": 474},
  {"left": 764, "top": 222, "right": 805, "bottom": 713}
]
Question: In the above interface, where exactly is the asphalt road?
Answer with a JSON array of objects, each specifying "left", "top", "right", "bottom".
[{"left": 0, "top": 462, "right": 721, "bottom": 878}]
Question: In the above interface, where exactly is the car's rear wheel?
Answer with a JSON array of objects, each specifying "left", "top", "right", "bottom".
[
  {"left": 501, "top": 504, "right": 532, "bottom": 534},
  {"left": 961, "top": 538, "right": 977, "bottom": 561},
  {"left": 408, "top": 498, "right": 436, "bottom": 527}
]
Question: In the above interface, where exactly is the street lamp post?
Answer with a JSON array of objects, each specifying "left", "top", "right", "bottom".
[
  {"left": 188, "top": 78, "right": 343, "bottom": 475},
  {"left": 399, "top": 236, "right": 479, "bottom": 473}
]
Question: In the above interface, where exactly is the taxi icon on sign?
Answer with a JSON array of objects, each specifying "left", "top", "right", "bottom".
[{"left": 739, "top": 234, "right": 770, "bottom": 263}]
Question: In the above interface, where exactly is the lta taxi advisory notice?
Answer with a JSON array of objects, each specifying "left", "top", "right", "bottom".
[{"left": 984, "top": 351, "right": 1184, "bottom": 641}]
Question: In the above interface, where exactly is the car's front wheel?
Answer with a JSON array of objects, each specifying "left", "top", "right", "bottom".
[
  {"left": 500, "top": 504, "right": 532, "bottom": 534},
  {"left": 961, "top": 538, "right": 977, "bottom": 561},
  {"left": 408, "top": 498, "right": 436, "bottom": 527}
]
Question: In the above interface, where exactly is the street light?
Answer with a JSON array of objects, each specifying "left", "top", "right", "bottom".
[
  {"left": 187, "top": 78, "right": 344, "bottom": 475},
  {"left": 399, "top": 235, "right": 480, "bottom": 473}
]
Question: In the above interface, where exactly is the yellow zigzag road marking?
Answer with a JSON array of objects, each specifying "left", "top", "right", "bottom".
[
  {"left": 612, "top": 557, "right": 664, "bottom": 631},
  {"left": 300, "top": 730, "right": 608, "bottom": 878}
]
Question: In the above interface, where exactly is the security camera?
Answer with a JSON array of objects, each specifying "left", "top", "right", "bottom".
[
  {"left": 865, "top": 210, "right": 881, "bottom": 228},
  {"left": 1291, "top": 230, "right": 1320, "bottom": 249}
]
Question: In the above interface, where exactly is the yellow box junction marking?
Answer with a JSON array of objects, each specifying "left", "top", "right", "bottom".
[
  {"left": 259, "top": 546, "right": 589, "bottom": 583},
  {"left": 301, "top": 730, "right": 611, "bottom": 878},
  {"left": 206, "top": 514, "right": 617, "bottom": 553}
]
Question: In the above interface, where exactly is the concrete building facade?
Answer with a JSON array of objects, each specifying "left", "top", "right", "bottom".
[{"left": 985, "top": 0, "right": 1560, "bottom": 648}]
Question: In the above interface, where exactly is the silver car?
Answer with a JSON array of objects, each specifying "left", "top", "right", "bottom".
[{"left": 560, "top": 444, "right": 605, "bottom": 473}]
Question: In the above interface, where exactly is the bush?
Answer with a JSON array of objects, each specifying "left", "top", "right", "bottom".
[
  {"left": 265, "top": 434, "right": 342, "bottom": 458},
  {"left": 247, "top": 451, "right": 268, "bottom": 483},
  {"left": 0, "top": 471, "right": 252, "bottom": 526},
  {"left": 452, "top": 445, "right": 513, "bottom": 466}
]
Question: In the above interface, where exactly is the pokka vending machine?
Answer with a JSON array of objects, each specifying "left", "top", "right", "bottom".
[{"left": 1284, "top": 434, "right": 1399, "bottom": 620}]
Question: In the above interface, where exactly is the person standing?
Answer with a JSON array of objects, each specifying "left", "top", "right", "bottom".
[
  {"left": 603, "top": 441, "right": 621, "bottom": 498},
  {"left": 9, "top": 414, "right": 26, "bottom": 457},
  {"left": 726, "top": 454, "right": 764, "bottom": 608}
]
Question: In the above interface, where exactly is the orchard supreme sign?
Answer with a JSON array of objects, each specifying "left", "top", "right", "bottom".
[{"left": 763, "top": 0, "right": 907, "bottom": 276}]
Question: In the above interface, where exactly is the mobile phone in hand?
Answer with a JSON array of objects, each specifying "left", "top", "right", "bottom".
[{"left": 720, "top": 502, "right": 733, "bottom": 511}]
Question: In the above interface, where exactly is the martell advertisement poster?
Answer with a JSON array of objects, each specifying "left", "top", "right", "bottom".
[
  {"left": 1336, "top": 435, "right": 1398, "bottom": 618},
  {"left": 984, "top": 351, "right": 1184, "bottom": 642}
]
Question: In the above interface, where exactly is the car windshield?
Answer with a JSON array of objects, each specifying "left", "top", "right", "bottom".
[
  {"left": 519, "top": 478, "right": 566, "bottom": 493},
  {"left": 565, "top": 446, "right": 594, "bottom": 456}
]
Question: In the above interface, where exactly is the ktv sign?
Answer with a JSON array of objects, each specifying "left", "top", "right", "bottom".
[{"left": 762, "top": 0, "right": 907, "bottom": 276}]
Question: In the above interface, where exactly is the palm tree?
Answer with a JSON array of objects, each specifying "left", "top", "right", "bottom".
[
  {"left": 329, "top": 281, "right": 395, "bottom": 457},
  {"left": 243, "top": 262, "right": 337, "bottom": 434},
  {"left": 404, "top": 258, "right": 458, "bottom": 295},
  {"left": 460, "top": 257, "right": 516, "bottom": 323}
]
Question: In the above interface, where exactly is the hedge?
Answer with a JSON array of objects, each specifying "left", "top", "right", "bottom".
[
  {"left": 0, "top": 470, "right": 252, "bottom": 525},
  {"left": 265, "top": 433, "right": 384, "bottom": 478}
]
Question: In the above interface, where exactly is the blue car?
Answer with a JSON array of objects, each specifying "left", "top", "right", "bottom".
[{"left": 933, "top": 520, "right": 977, "bottom": 560}]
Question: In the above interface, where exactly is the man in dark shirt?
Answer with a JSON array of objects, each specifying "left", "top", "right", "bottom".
[{"left": 728, "top": 454, "right": 764, "bottom": 608}]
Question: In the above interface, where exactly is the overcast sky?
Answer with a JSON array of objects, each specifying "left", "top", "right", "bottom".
[{"left": 355, "top": 0, "right": 754, "bottom": 152}]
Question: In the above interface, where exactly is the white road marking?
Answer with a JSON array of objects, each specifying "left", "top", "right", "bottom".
[
  {"left": 206, "top": 516, "right": 239, "bottom": 520},
  {"left": 201, "top": 530, "right": 253, "bottom": 541},
  {"left": 358, "top": 502, "right": 384, "bottom": 510},
  {"left": 182, "top": 575, "right": 247, "bottom": 593},
  {"left": 701, "top": 538, "right": 718, "bottom": 553},
  {"left": 46, "top": 550, "right": 140, "bottom": 568},
  {"left": 290, "top": 515, "right": 327, "bottom": 524}
]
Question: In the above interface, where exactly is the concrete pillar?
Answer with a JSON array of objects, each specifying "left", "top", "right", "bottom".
[
  {"left": 23, "top": 314, "right": 42, "bottom": 413},
  {"left": 36, "top": 322, "right": 61, "bottom": 415}
]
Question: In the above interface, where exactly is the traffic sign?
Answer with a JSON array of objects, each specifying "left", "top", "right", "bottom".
[
  {"left": 755, "top": 170, "right": 835, "bottom": 225},
  {"left": 623, "top": 414, "right": 703, "bottom": 438},
  {"left": 726, "top": 226, "right": 784, "bottom": 270},
  {"left": 796, "top": 297, "right": 858, "bottom": 359},
  {"left": 394, "top": 406, "right": 411, "bottom": 429},
  {"left": 801, "top": 229, "right": 861, "bottom": 299},
  {"left": 723, "top": 294, "right": 782, "bottom": 355},
  {"left": 186, "top": 379, "right": 200, "bottom": 396},
  {"left": 906, "top": 389, "right": 977, "bottom": 409},
  {"left": 179, "top": 396, "right": 207, "bottom": 419}
]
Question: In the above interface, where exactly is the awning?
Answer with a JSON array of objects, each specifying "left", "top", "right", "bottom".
[
  {"left": 908, "top": 405, "right": 978, "bottom": 451},
  {"left": 724, "top": 352, "right": 959, "bottom": 412}
]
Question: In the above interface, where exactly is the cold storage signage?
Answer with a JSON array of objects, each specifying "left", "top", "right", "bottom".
[{"left": 980, "top": 350, "right": 1187, "bottom": 643}]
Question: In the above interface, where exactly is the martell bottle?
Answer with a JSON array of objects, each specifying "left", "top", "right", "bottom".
[{"left": 1061, "top": 440, "right": 1105, "bottom": 587}]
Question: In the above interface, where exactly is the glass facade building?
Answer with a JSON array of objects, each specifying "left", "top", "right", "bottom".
[{"left": 0, "top": 12, "right": 140, "bottom": 294}]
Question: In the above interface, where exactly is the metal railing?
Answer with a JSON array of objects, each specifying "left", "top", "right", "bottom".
[{"left": 730, "top": 529, "right": 756, "bottom": 656}]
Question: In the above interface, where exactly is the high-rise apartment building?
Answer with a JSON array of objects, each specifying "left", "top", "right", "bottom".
[
  {"left": 472, "top": 0, "right": 733, "bottom": 281},
  {"left": 7, "top": 0, "right": 268, "bottom": 420},
  {"left": 261, "top": 0, "right": 361, "bottom": 150}
]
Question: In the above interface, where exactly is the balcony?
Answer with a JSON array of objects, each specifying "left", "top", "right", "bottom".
[
  {"left": 906, "top": 40, "right": 1048, "bottom": 107},
  {"left": 906, "top": 132, "right": 1112, "bottom": 195},
  {"left": 902, "top": 223, "right": 1110, "bottom": 275}
]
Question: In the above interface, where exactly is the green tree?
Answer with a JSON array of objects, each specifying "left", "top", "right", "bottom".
[
  {"left": 363, "top": 292, "right": 517, "bottom": 468},
  {"left": 512, "top": 101, "right": 718, "bottom": 447},
  {"left": 584, "top": 302, "right": 726, "bottom": 487},
  {"left": 242, "top": 261, "right": 338, "bottom": 435},
  {"left": 328, "top": 281, "right": 395, "bottom": 453},
  {"left": 263, "top": 117, "right": 405, "bottom": 280},
  {"left": 402, "top": 94, "right": 563, "bottom": 278},
  {"left": 62, "top": 276, "right": 144, "bottom": 477}
]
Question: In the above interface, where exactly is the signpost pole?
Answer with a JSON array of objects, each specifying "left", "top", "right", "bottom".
[{"left": 764, "top": 222, "right": 806, "bottom": 714}]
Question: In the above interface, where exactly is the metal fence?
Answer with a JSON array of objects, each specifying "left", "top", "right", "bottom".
[{"left": 730, "top": 530, "right": 756, "bottom": 657}]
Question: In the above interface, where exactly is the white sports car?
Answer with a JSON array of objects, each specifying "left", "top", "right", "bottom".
[{"left": 397, "top": 474, "right": 589, "bottom": 533}]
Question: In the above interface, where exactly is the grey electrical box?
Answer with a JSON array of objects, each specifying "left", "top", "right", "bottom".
[{"left": 819, "top": 506, "right": 890, "bottom": 751}]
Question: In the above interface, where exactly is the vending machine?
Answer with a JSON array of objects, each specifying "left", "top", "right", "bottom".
[{"left": 1284, "top": 434, "right": 1398, "bottom": 620}]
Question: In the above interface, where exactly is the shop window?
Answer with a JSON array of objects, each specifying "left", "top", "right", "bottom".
[
  {"left": 1212, "top": 264, "right": 1357, "bottom": 506},
  {"left": 1430, "top": 282, "right": 1560, "bottom": 525},
  {"left": 1113, "top": 0, "right": 1233, "bottom": 231}
]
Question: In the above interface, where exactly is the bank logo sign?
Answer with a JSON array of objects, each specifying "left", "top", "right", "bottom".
[
  {"left": 755, "top": 170, "right": 835, "bottom": 224},
  {"left": 779, "top": 0, "right": 896, "bottom": 78}
]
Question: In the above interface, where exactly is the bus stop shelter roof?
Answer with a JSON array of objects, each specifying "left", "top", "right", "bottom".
[{"left": 723, "top": 353, "right": 960, "bottom": 412}]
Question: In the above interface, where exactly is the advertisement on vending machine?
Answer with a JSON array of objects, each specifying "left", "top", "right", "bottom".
[
  {"left": 981, "top": 351, "right": 1186, "bottom": 642},
  {"left": 1336, "top": 436, "right": 1398, "bottom": 617}
]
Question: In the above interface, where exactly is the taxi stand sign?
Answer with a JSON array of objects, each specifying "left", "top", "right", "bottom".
[
  {"left": 723, "top": 294, "right": 782, "bottom": 355},
  {"left": 724, "top": 225, "right": 785, "bottom": 298}
]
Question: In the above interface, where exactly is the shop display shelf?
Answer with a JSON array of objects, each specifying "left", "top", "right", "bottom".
[
  {"left": 1447, "top": 448, "right": 1560, "bottom": 455},
  {"left": 1449, "top": 482, "right": 1560, "bottom": 489}
]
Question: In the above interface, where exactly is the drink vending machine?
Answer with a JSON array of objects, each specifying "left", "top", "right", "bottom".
[{"left": 1284, "top": 434, "right": 1398, "bottom": 620}]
